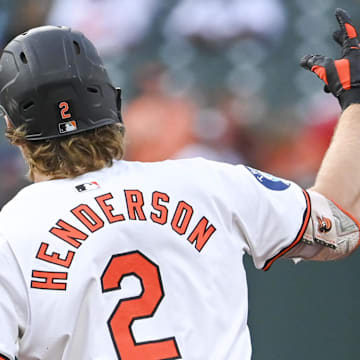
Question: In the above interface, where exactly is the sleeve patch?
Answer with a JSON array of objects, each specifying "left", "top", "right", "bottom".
[{"left": 245, "top": 167, "right": 290, "bottom": 191}]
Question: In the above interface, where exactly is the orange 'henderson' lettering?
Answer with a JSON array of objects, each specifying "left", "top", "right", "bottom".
[
  {"left": 36, "top": 242, "right": 75, "bottom": 268},
  {"left": 96, "top": 193, "right": 125, "bottom": 223},
  {"left": 72, "top": 204, "right": 104, "bottom": 232},
  {"left": 50, "top": 220, "right": 88, "bottom": 248},
  {"left": 171, "top": 201, "right": 193, "bottom": 235},
  {"left": 151, "top": 192, "right": 169, "bottom": 225},
  {"left": 35, "top": 189, "right": 217, "bottom": 291},
  {"left": 188, "top": 217, "right": 216, "bottom": 252},
  {"left": 124, "top": 190, "right": 146, "bottom": 220},
  {"left": 31, "top": 270, "right": 68, "bottom": 290}
]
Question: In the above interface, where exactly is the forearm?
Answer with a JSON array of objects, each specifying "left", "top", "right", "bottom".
[
  {"left": 310, "top": 104, "right": 360, "bottom": 219},
  {"left": 289, "top": 9, "right": 360, "bottom": 263},
  {"left": 287, "top": 105, "right": 360, "bottom": 263}
]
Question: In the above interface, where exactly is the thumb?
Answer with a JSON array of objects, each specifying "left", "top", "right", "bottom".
[
  {"left": 300, "top": 54, "right": 329, "bottom": 70},
  {"left": 300, "top": 54, "right": 333, "bottom": 85}
]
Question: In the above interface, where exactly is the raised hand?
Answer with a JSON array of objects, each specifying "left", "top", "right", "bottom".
[{"left": 301, "top": 8, "right": 360, "bottom": 110}]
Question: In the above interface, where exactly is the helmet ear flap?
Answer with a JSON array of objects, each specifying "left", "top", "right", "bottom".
[{"left": 116, "top": 87, "right": 122, "bottom": 123}]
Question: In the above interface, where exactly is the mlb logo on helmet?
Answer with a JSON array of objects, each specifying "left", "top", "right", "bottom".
[{"left": 58, "top": 120, "right": 78, "bottom": 134}]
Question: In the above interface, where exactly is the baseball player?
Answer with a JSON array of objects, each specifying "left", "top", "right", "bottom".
[{"left": 0, "top": 7, "right": 360, "bottom": 360}]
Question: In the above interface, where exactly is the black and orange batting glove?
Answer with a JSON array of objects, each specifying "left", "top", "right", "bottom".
[{"left": 301, "top": 8, "right": 360, "bottom": 110}]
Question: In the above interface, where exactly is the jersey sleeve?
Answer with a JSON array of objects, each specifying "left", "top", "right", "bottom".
[
  {"left": 202, "top": 160, "right": 310, "bottom": 270},
  {"left": 0, "top": 238, "right": 28, "bottom": 360}
]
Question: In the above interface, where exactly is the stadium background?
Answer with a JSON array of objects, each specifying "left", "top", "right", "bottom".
[{"left": 0, "top": 0, "right": 359, "bottom": 359}]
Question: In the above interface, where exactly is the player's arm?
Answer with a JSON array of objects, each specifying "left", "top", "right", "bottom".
[
  {"left": 286, "top": 9, "right": 360, "bottom": 262},
  {"left": 303, "top": 8, "right": 360, "bottom": 216},
  {"left": 311, "top": 104, "right": 360, "bottom": 218}
]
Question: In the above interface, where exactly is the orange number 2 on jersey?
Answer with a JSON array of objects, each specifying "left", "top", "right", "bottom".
[{"left": 101, "top": 251, "right": 181, "bottom": 360}]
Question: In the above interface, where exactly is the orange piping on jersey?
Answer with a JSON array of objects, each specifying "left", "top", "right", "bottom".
[
  {"left": 263, "top": 190, "right": 311, "bottom": 271},
  {"left": 0, "top": 355, "right": 11, "bottom": 360},
  {"left": 330, "top": 199, "right": 360, "bottom": 252}
]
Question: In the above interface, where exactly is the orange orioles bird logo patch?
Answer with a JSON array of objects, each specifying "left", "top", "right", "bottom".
[{"left": 317, "top": 216, "right": 332, "bottom": 233}]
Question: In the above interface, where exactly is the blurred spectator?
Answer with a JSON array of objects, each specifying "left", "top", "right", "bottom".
[
  {"left": 124, "top": 63, "right": 196, "bottom": 162},
  {"left": 163, "top": 0, "right": 286, "bottom": 47},
  {"left": 212, "top": 91, "right": 260, "bottom": 164},
  {"left": 177, "top": 91, "right": 259, "bottom": 164},
  {"left": 254, "top": 111, "right": 301, "bottom": 180},
  {"left": 257, "top": 97, "right": 340, "bottom": 188},
  {"left": 47, "top": 0, "right": 161, "bottom": 56}
]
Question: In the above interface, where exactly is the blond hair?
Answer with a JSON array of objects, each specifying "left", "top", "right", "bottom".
[{"left": 6, "top": 124, "right": 126, "bottom": 181}]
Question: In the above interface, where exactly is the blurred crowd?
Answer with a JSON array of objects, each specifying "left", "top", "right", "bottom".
[{"left": 0, "top": 0, "right": 352, "bottom": 209}]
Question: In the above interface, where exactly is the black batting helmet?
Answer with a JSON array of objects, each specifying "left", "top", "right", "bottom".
[{"left": 0, "top": 25, "right": 122, "bottom": 141}]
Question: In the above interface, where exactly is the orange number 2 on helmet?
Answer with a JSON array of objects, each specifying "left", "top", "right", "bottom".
[
  {"left": 101, "top": 251, "right": 181, "bottom": 360},
  {"left": 59, "top": 101, "right": 71, "bottom": 120}
]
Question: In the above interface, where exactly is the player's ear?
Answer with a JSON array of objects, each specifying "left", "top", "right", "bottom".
[
  {"left": 0, "top": 105, "right": 13, "bottom": 129},
  {"left": 4, "top": 115, "right": 13, "bottom": 129}
]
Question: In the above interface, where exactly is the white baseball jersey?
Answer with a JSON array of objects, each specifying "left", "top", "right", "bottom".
[{"left": 0, "top": 158, "right": 310, "bottom": 360}]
